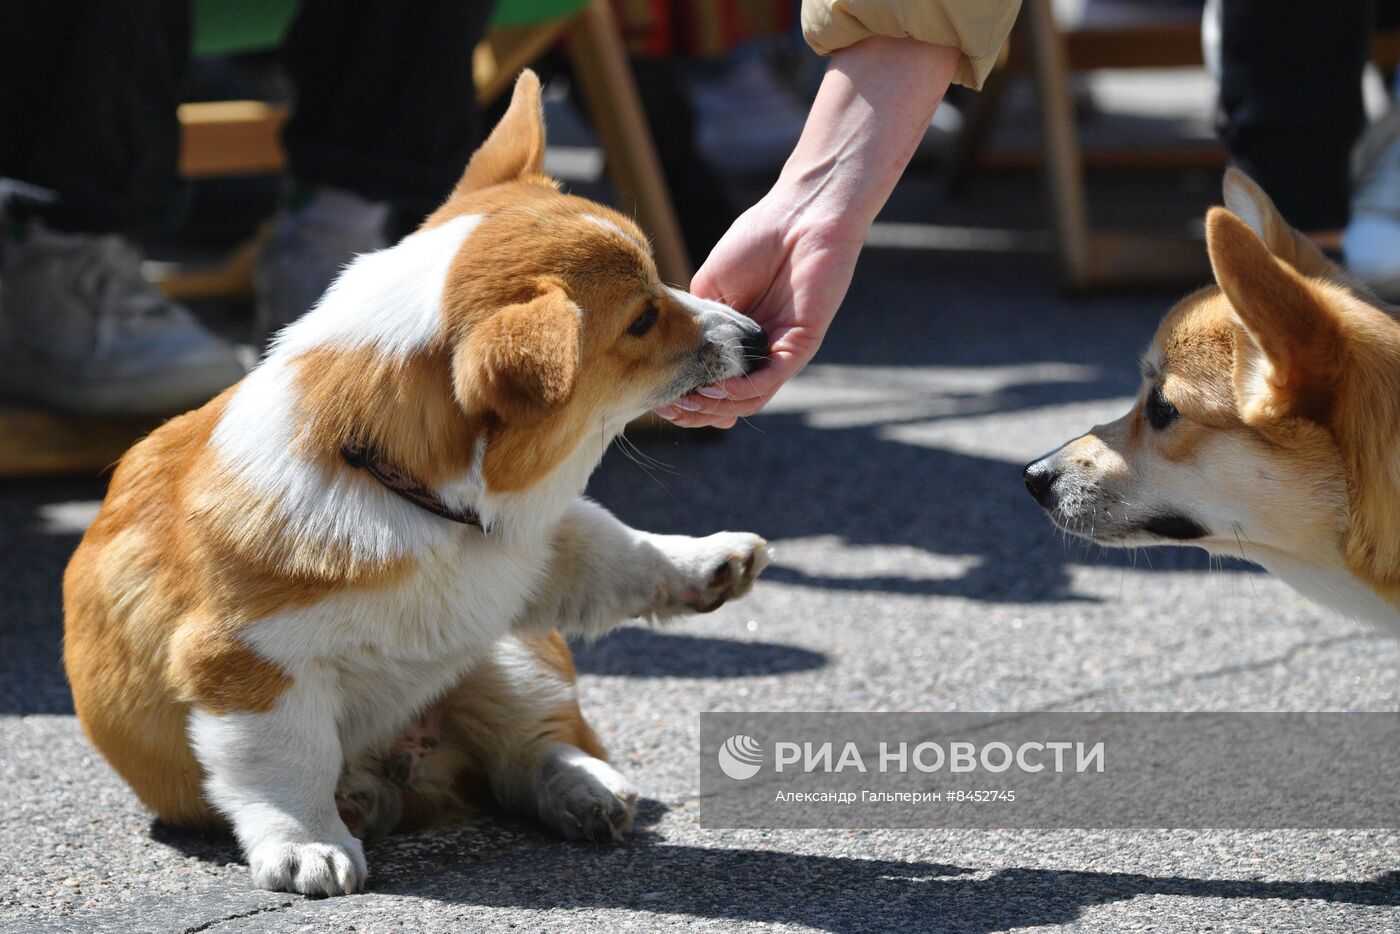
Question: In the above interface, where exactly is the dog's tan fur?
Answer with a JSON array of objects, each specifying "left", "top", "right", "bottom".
[
  {"left": 1028, "top": 169, "right": 1400, "bottom": 629},
  {"left": 63, "top": 71, "right": 770, "bottom": 894}
]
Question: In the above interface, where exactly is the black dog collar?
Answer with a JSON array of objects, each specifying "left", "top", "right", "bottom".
[{"left": 340, "top": 440, "right": 483, "bottom": 529}]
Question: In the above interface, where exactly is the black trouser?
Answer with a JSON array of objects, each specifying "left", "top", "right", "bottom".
[
  {"left": 1216, "top": 0, "right": 1398, "bottom": 232},
  {"left": 627, "top": 57, "right": 735, "bottom": 262},
  {"left": 0, "top": 0, "right": 493, "bottom": 234}
]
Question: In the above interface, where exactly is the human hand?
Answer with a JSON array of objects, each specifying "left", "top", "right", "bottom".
[
  {"left": 651, "top": 35, "right": 959, "bottom": 429},
  {"left": 653, "top": 190, "right": 864, "bottom": 429}
]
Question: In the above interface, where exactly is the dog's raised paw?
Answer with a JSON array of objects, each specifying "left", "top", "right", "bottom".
[
  {"left": 248, "top": 837, "right": 367, "bottom": 896},
  {"left": 654, "top": 532, "right": 771, "bottom": 616}
]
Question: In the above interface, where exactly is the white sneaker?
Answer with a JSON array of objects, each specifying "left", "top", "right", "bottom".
[
  {"left": 1345, "top": 109, "right": 1400, "bottom": 300},
  {"left": 0, "top": 221, "right": 246, "bottom": 416},
  {"left": 255, "top": 185, "right": 391, "bottom": 347}
]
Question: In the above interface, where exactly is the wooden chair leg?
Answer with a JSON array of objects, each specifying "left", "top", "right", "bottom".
[
  {"left": 565, "top": 0, "right": 692, "bottom": 285},
  {"left": 1023, "top": 0, "right": 1211, "bottom": 289},
  {"left": 1024, "top": 0, "right": 1092, "bottom": 289},
  {"left": 475, "top": 22, "right": 573, "bottom": 106}
]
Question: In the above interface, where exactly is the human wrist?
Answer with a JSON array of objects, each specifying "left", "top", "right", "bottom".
[
  {"left": 776, "top": 36, "right": 960, "bottom": 231},
  {"left": 762, "top": 165, "right": 870, "bottom": 250}
]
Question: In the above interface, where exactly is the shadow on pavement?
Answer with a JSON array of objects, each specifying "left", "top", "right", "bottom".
[
  {"left": 585, "top": 252, "right": 1266, "bottom": 607},
  {"left": 592, "top": 405, "right": 1256, "bottom": 609},
  {"left": 372, "top": 835, "right": 1400, "bottom": 932},
  {"left": 150, "top": 796, "right": 675, "bottom": 868},
  {"left": 0, "top": 478, "right": 104, "bottom": 716},
  {"left": 148, "top": 800, "right": 1400, "bottom": 932},
  {"left": 571, "top": 627, "right": 827, "bottom": 678}
]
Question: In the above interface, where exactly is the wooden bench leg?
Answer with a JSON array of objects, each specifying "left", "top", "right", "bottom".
[
  {"left": 0, "top": 409, "right": 160, "bottom": 479},
  {"left": 1024, "top": 0, "right": 1211, "bottom": 289},
  {"left": 565, "top": 0, "right": 692, "bottom": 286},
  {"left": 1024, "top": 0, "right": 1092, "bottom": 289}
]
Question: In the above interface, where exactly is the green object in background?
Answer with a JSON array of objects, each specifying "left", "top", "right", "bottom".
[
  {"left": 491, "top": 0, "right": 590, "bottom": 28},
  {"left": 192, "top": 0, "right": 297, "bottom": 57},
  {"left": 192, "top": 0, "right": 591, "bottom": 58}
]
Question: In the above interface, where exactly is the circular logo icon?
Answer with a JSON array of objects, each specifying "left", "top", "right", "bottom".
[{"left": 717, "top": 734, "right": 763, "bottom": 780}]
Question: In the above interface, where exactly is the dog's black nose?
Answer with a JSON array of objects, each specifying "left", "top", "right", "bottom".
[
  {"left": 1023, "top": 459, "right": 1057, "bottom": 507},
  {"left": 739, "top": 325, "right": 769, "bottom": 373}
]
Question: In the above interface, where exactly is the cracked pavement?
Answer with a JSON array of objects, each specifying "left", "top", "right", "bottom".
[{"left": 4, "top": 178, "right": 1400, "bottom": 932}]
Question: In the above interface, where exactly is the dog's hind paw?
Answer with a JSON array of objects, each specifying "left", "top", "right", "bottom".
[{"left": 533, "top": 745, "right": 638, "bottom": 843}]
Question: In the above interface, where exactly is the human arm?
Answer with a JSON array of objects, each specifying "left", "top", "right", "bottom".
[
  {"left": 654, "top": 35, "right": 958, "bottom": 428},
  {"left": 657, "top": 0, "right": 1022, "bottom": 429}
]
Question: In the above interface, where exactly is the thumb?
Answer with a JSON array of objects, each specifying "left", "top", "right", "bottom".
[{"left": 689, "top": 261, "right": 724, "bottom": 302}]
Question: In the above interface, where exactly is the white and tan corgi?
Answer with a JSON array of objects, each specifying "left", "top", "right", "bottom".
[
  {"left": 62, "top": 71, "right": 771, "bottom": 896},
  {"left": 1025, "top": 168, "right": 1400, "bottom": 630}
]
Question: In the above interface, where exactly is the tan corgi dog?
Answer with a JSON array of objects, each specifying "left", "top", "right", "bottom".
[
  {"left": 63, "top": 71, "right": 771, "bottom": 896},
  {"left": 1024, "top": 168, "right": 1400, "bottom": 630}
]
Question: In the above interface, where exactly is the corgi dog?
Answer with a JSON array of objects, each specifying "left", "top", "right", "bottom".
[
  {"left": 62, "top": 71, "right": 771, "bottom": 896},
  {"left": 1025, "top": 168, "right": 1400, "bottom": 631}
]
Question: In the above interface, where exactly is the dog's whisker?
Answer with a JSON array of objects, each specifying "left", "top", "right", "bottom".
[
  {"left": 1232, "top": 524, "right": 1260, "bottom": 600},
  {"left": 616, "top": 430, "right": 676, "bottom": 479},
  {"left": 617, "top": 431, "right": 676, "bottom": 474}
]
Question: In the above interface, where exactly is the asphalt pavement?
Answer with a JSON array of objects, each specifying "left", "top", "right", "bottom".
[{"left": 4, "top": 171, "right": 1400, "bottom": 933}]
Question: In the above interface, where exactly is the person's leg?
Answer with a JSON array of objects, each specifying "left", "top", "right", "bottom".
[
  {"left": 283, "top": 0, "right": 494, "bottom": 230},
  {"left": 0, "top": 0, "right": 245, "bottom": 416},
  {"left": 628, "top": 57, "right": 737, "bottom": 263},
  {"left": 255, "top": 0, "right": 494, "bottom": 344},
  {"left": 0, "top": 0, "right": 187, "bottom": 233},
  {"left": 1216, "top": 0, "right": 1373, "bottom": 236}
]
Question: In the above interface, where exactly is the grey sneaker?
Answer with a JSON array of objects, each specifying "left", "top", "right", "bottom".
[
  {"left": 255, "top": 185, "right": 391, "bottom": 348},
  {"left": 0, "top": 222, "right": 246, "bottom": 416}
]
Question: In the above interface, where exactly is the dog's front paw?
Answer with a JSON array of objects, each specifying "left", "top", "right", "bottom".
[
  {"left": 534, "top": 746, "right": 638, "bottom": 843},
  {"left": 248, "top": 836, "right": 367, "bottom": 896},
  {"left": 652, "top": 532, "right": 771, "bottom": 618}
]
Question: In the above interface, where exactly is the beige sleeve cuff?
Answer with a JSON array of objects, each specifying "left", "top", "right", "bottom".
[{"left": 801, "top": 0, "right": 1022, "bottom": 90}]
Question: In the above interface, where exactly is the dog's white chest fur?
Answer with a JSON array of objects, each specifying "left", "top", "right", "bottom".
[
  {"left": 246, "top": 534, "right": 542, "bottom": 664},
  {"left": 1255, "top": 550, "right": 1400, "bottom": 632},
  {"left": 243, "top": 529, "right": 550, "bottom": 751}
]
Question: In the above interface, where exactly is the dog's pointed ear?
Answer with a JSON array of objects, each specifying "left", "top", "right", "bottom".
[
  {"left": 1207, "top": 206, "right": 1343, "bottom": 422},
  {"left": 454, "top": 278, "right": 580, "bottom": 424},
  {"left": 454, "top": 70, "right": 548, "bottom": 196},
  {"left": 1222, "top": 167, "right": 1344, "bottom": 281}
]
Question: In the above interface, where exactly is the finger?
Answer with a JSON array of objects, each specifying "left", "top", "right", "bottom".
[
  {"left": 651, "top": 404, "right": 741, "bottom": 430},
  {"left": 674, "top": 393, "right": 771, "bottom": 420},
  {"left": 670, "top": 411, "right": 739, "bottom": 430},
  {"left": 696, "top": 350, "right": 798, "bottom": 404},
  {"left": 689, "top": 265, "right": 719, "bottom": 300}
]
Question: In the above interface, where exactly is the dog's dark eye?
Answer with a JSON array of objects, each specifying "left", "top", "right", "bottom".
[
  {"left": 627, "top": 305, "right": 659, "bottom": 337},
  {"left": 1145, "top": 386, "right": 1179, "bottom": 430}
]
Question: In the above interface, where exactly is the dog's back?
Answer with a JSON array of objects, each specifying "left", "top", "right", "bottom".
[{"left": 64, "top": 396, "right": 234, "bottom": 825}]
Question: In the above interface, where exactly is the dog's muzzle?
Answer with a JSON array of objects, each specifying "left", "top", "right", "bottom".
[
  {"left": 1023, "top": 457, "right": 1057, "bottom": 508},
  {"left": 667, "top": 285, "right": 768, "bottom": 375},
  {"left": 737, "top": 321, "right": 768, "bottom": 373}
]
